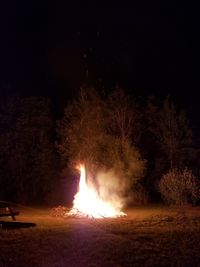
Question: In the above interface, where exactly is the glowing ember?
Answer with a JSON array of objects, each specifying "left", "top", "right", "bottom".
[{"left": 68, "top": 164, "right": 126, "bottom": 218}]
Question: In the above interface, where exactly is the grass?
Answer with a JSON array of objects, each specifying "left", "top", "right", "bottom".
[{"left": 1, "top": 205, "right": 200, "bottom": 266}]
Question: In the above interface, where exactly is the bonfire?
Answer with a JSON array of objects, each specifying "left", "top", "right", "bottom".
[{"left": 68, "top": 164, "right": 126, "bottom": 218}]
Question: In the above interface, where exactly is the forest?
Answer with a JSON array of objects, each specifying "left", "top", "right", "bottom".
[{"left": 0, "top": 86, "right": 199, "bottom": 207}]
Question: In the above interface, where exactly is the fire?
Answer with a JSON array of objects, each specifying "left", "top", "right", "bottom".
[{"left": 68, "top": 164, "right": 126, "bottom": 218}]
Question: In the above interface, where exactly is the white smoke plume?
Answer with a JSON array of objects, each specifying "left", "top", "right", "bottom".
[{"left": 90, "top": 169, "right": 129, "bottom": 211}]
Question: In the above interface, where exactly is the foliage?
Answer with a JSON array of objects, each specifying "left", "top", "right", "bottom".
[
  {"left": 146, "top": 96, "right": 194, "bottom": 169},
  {"left": 107, "top": 87, "right": 141, "bottom": 146},
  {"left": 0, "top": 95, "right": 56, "bottom": 203},
  {"left": 159, "top": 168, "right": 200, "bottom": 205},
  {"left": 57, "top": 87, "right": 105, "bottom": 170},
  {"left": 57, "top": 86, "right": 145, "bottom": 191}
]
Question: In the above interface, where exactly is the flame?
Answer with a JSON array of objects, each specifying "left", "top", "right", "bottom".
[{"left": 68, "top": 164, "right": 126, "bottom": 218}]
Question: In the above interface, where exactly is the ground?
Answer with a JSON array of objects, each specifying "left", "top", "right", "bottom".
[{"left": 1, "top": 205, "right": 200, "bottom": 267}]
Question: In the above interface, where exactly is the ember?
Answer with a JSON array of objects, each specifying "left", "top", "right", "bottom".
[{"left": 68, "top": 164, "right": 126, "bottom": 218}]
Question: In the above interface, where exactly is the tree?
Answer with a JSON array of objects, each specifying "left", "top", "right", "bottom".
[
  {"left": 57, "top": 87, "right": 106, "bottom": 172},
  {"left": 107, "top": 87, "right": 141, "bottom": 146},
  {"left": 149, "top": 96, "right": 194, "bottom": 169},
  {"left": 0, "top": 95, "right": 56, "bottom": 203},
  {"left": 57, "top": 86, "right": 145, "bottom": 194},
  {"left": 106, "top": 87, "right": 145, "bottom": 191},
  {"left": 138, "top": 96, "right": 163, "bottom": 200}
]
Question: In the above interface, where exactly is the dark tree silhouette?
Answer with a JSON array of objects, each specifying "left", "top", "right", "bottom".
[
  {"left": 147, "top": 96, "right": 194, "bottom": 169},
  {"left": 0, "top": 95, "right": 56, "bottom": 203}
]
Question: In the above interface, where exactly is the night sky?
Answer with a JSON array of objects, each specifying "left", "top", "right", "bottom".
[{"left": 0, "top": 1, "right": 200, "bottom": 127}]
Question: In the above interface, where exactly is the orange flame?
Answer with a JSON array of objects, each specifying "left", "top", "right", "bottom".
[{"left": 69, "top": 164, "right": 126, "bottom": 218}]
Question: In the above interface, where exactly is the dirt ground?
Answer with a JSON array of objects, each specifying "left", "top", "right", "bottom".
[{"left": 1, "top": 205, "right": 200, "bottom": 267}]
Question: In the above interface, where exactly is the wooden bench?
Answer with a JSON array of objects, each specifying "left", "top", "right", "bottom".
[
  {"left": 0, "top": 202, "right": 19, "bottom": 221},
  {"left": 0, "top": 202, "right": 36, "bottom": 229}
]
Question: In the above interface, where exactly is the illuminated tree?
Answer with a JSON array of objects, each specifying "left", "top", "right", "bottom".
[
  {"left": 57, "top": 86, "right": 145, "bottom": 189},
  {"left": 106, "top": 87, "right": 145, "bottom": 189},
  {"left": 107, "top": 87, "right": 141, "bottom": 146},
  {"left": 57, "top": 87, "right": 105, "bottom": 171}
]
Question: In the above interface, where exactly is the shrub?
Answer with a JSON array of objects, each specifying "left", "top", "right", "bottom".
[{"left": 159, "top": 168, "right": 200, "bottom": 205}]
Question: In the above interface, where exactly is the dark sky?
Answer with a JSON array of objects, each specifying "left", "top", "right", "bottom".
[{"left": 0, "top": 1, "right": 200, "bottom": 126}]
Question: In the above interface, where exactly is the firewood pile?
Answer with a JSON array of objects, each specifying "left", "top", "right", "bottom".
[
  {"left": 50, "top": 206, "right": 70, "bottom": 217},
  {"left": 50, "top": 206, "right": 94, "bottom": 218}
]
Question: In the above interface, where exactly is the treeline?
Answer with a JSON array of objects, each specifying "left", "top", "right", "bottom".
[
  {"left": 0, "top": 87, "right": 199, "bottom": 205},
  {"left": 0, "top": 95, "right": 58, "bottom": 203}
]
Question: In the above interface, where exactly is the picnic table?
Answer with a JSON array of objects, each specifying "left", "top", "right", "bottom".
[
  {"left": 0, "top": 202, "right": 36, "bottom": 229},
  {"left": 0, "top": 201, "right": 19, "bottom": 221}
]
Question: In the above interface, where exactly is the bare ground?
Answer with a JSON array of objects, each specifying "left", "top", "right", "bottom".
[{"left": 1, "top": 205, "right": 200, "bottom": 267}]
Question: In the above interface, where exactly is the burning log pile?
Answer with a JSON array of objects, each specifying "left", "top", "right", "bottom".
[{"left": 50, "top": 206, "right": 100, "bottom": 219}]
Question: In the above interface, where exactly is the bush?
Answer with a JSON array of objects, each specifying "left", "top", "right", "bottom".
[{"left": 159, "top": 168, "right": 200, "bottom": 205}]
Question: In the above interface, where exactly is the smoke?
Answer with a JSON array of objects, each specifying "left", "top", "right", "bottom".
[{"left": 92, "top": 169, "right": 130, "bottom": 210}]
